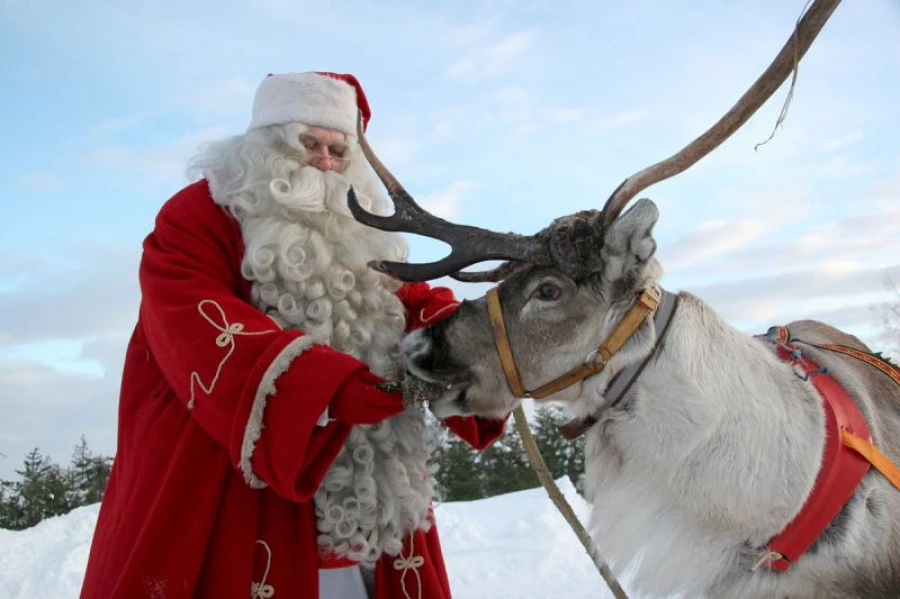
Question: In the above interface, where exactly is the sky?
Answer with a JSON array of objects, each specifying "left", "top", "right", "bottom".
[
  {"left": 0, "top": 0, "right": 899, "bottom": 479},
  {"left": 2, "top": 478, "right": 639, "bottom": 598}
]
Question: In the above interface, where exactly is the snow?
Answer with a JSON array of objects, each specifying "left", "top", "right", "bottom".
[{"left": 0, "top": 478, "right": 641, "bottom": 598}]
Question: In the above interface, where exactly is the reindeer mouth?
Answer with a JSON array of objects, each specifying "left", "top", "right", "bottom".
[
  {"left": 402, "top": 329, "right": 475, "bottom": 418},
  {"left": 426, "top": 385, "right": 472, "bottom": 419},
  {"left": 403, "top": 369, "right": 474, "bottom": 419}
]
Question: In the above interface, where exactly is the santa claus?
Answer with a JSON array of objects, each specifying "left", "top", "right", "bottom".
[{"left": 80, "top": 71, "right": 507, "bottom": 599}]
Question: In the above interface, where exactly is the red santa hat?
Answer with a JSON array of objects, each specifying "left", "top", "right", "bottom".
[{"left": 247, "top": 71, "right": 372, "bottom": 134}]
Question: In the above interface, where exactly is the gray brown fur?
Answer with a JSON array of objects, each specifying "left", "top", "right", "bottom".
[{"left": 399, "top": 199, "right": 900, "bottom": 598}]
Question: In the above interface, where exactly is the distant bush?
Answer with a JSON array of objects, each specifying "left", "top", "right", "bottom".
[
  {"left": 1, "top": 408, "right": 584, "bottom": 530},
  {"left": 433, "top": 405, "right": 585, "bottom": 501},
  {"left": 0, "top": 436, "right": 112, "bottom": 530}
]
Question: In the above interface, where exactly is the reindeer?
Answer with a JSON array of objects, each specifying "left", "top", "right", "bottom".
[
  {"left": 343, "top": 2, "right": 900, "bottom": 595},
  {"left": 391, "top": 201, "right": 900, "bottom": 597}
]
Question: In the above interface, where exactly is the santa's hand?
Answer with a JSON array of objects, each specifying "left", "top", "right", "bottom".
[
  {"left": 377, "top": 374, "right": 448, "bottom": 407},
  {"left": 330, "top": 370, "right": 406, "bottom": 425}
]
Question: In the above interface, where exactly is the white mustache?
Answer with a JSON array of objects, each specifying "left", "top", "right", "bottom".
[{"left": 268, "top": 166, "right": 376, "bottom": 218}]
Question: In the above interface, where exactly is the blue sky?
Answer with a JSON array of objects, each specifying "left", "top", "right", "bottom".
[{"left": 1, "top": 0, "right": 899, "bottom": 478}]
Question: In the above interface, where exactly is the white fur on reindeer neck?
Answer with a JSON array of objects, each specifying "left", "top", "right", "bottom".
[{"left": 196, "top": 125, "right": 438, "bottom": 566}]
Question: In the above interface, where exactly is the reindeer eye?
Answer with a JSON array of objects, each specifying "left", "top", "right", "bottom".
[{"left": 536, "top": 281, "right": 561, "bottom": 301}]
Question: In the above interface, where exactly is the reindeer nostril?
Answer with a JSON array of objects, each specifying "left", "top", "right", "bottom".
[
  {"left": 402, "top": 329, "right": 472, "bottom": 386},
  {"left": 401, "top": 331, "right": 431, "bottom": 362}
]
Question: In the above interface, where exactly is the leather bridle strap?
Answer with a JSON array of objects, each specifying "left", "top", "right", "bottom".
[
  {"left": 558, "top": 289, "right": 679, "bottom": 440},
  {"left": 487, "top": 286, "right": 527, "bottom": 398},
  {"left": 486, "top": 286, "right": 662, "bottom": 400}
]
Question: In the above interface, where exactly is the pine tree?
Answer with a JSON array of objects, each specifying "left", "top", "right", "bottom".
[
  {"left": 530, "top": 405, "right": 586, "bottom": 492},
  {"left": 0, "top": 479, "right": 24, "bottom": 530},
  {"left": 479, "top": 421, "right": 538, "bottom": 497},
  {"left": 532, "top": 405, "right": 570, "bottom": 479},
  {"left": 43, "top": 462, "right": 76, "bottom": 518},
  {"left": 70, "top": 435, "right": 92, "bottom": 505},
  {"left": 566, "top": 431, "right": 586, "bottom": 493},
  {"left": 15, "top": 448, "right": 75, "bottom": 529},
  {"left": 0, "top": 438, "right": 114, "bottom": 530},
  {"left": 435, "top": 435, "right": 483, "bottom": 501},
  {"left": 70, "top": 435, "right": 113, "bottom": 504}
]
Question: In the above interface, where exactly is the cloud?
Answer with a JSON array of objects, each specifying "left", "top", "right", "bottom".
[
  {"left": 869, "top": 173, "right": 900, "bottom": 199},
  {"left": 545, "top": 107, "right": 588, "bottom": 124},
  {"left": 0, "top": 355, "right": 120, "bottom": 480},
  {"left": 419, "top": 180, "right": 478, "bottom": 220},
  {"left": 432, "top": 120, "right": 455, "bottom": 141},
  {"left": 0, "top": 244, "right": 141, "bottom": 349},
  {"left": 689, "top": 263, "right": 900, "bottom": 326},
  {"left": 16, "top": 173, "right": 62, "bottom": 191},
  {"left": 666, "top": 218, "right": 768, "bottom": 270},
  {"left": 442, "top": 19, "right": 496, "bottom": 46},
  {"left": 85, "top": 126, "right": 232, "bottom": 180},
  {"left": 0, "top": 245, "right": 138, "bottom": 478},
  {"left": 591, "top": 110, "right": 649, "bottom": 133},
  {"left": 432, "top": 86, "right": 591, "bottom": 139},
  {"left": 177, "top": 77, "right": 257, "bottom": 122},
  {"left": 662, "top": 194, "right": 900, "bottom": 284},
  {"left": 808, "top": 153, "right": 873, "bottom": 178},
  {"left": 445, "top": 31, "right": 537, "bottom": 83},
  {"left": 369, "top": 137, "right": 421, "bottom": 167},
  {"left": 90, "top": 114, "right": 146, "bottom": 136},
  {"left": 821, "top": 130, "right": 864, "bottom": 152}
]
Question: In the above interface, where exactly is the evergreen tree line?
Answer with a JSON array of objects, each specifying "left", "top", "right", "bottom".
[
  {"left": 433, "top": 404, "right": 585, "bottom": 501},
  {"left": 1, "top": 406, "right": 582, "bottom": 529},
  {"left": 0, "top": 435, "right": 113, "bottom": 531}
]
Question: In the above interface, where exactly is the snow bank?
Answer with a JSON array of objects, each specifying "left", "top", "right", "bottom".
[{"left": 0, "top": 479, "right": 637, "bottom": 598}]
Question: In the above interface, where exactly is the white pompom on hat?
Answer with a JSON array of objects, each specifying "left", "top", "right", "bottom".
[{"left": 247, "top": 71, "right": 372, "bottom": 135}]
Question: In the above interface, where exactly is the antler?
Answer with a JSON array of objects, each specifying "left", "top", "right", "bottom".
[
  {"left": 351, "top": 0, "right": 842, "bottom": 282},
  {"left": 347, "top": 115, "right": 551, "bottom": 282},
  {"left": 599, "top": 0, "right": 842, "bottom": 226},
  {"left": 450, "top": 261, "right": 531, "bottom": 283}
]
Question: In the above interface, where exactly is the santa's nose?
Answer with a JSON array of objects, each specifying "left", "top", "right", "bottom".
[{"left": 311, "top": 154, "right": 338, "bottom": 172}]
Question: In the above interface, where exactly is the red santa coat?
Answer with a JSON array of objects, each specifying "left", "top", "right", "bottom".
[{"left": 80, "top": 180, "right": 505, "bottom": 599}]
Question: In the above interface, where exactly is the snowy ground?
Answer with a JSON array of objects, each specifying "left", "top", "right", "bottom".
[{"left": 0, "top": 478, "right": 641, "bottom": 599}]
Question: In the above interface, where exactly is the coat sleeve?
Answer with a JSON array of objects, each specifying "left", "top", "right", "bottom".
[
  {"left": 397, "top": 282, "right": 507, "bottom": 450},
  {"left": 138, "top": 189, "right": 369, "bottom": 502}
]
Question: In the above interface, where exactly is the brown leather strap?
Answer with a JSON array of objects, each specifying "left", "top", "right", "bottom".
[
  {"left": 559, "top": 289, "right": 679, "bottom": 440},
  {"left": 594, "top": 287, "right": 660, "bottom": 364},
  {"left": 529, "top": 361, "right": 605, "bottom": 399},
  {"left": 487, "top": 287, "right": 526, "bottom": 397},
  {"left": 487, "top": 286, "right": 662, "bottom": 400}
]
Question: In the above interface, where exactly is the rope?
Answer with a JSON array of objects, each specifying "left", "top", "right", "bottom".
[
  {"left": 188, "top": 299, "right": 276, "bottom": 408},
  {"left": 251, "top": 539, "right": 275, "bottom": 598},
  {"left": 392, "top": 533, "right": 424, "bottom": 599},
  {"left": 512, "top": 405, "right": 629, "bottom": 599}
]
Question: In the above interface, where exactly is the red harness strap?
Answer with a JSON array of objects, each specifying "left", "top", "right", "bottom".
[{"left": 763, "top": 326, "right": 872, "bottom": 572}]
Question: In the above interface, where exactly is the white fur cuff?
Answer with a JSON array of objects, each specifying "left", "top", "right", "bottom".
[{"left": 239, "top": 336, "right": 315, "bottom": 488}]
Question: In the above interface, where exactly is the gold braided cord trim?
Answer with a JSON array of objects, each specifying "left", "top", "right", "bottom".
[
  {"left": 251, "top": 540, "right": 275, "bottom": 599},
  {"left": 189, "top": 300, "right": 278, "bottom": 409},
  {"left": 392, "top": 534, "right": 424, "bottom": 599}
]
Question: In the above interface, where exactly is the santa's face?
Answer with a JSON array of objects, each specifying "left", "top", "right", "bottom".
[{"left": 299, "top": 125, "right": 350, "bottom": 173}]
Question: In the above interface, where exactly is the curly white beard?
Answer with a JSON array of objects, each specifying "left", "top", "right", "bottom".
[{"left": 192, "top": 124, "right": 438, "bottom": 566}]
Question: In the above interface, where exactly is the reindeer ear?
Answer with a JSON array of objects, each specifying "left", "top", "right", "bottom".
[
  {"left": 606, "top": 198, "right": 658, "bottom": 258},
  {"left": 599, "top": 198, "right": 659, "bottom": 295}
]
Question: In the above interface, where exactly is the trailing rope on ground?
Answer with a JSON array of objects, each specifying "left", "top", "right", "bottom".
[{"left": 513, "top": 405, "right": 629, "bottom": 599}]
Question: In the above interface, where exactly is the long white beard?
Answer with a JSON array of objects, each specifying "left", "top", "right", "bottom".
[{"left": 210, "top": 160, "right": 438, "bottom": 566}]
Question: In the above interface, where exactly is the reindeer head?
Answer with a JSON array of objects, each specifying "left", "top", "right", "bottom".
[
  {"left": 347, "top": 115, "right": 664, "bottom": 419},
  {"left": 401, "top": 201, "right": 663, "bottom": 419}
]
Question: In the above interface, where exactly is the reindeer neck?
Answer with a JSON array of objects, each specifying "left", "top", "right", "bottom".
[{"left": 583, "top": 291, "right": 830, "bottom": 597}]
